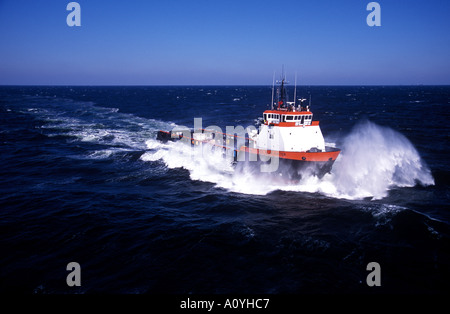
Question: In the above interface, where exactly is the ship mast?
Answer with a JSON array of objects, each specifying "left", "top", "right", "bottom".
[
  {"left": 293, "top": 72, "right": 297, "bottom": 110},
  {"left": 271, "top": 71, "right": 275, "bottom": 110},
  {"left": 276, "top": 67, "right": 289, "bottom": 110}
]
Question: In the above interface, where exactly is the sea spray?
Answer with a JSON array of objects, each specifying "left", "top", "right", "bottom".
[
  {"left": 142, "top": 138, "right": 235, "bottom": 184},
  {"left": 143, "top": 120, "right": 434, "bottom": 200},
  {"left": 324, "top": 120, "right": 435, "bottom": 199}
]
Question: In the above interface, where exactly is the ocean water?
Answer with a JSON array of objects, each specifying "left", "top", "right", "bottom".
[{"left": 0, "top": 85, "right": 449, "bottom": 294}]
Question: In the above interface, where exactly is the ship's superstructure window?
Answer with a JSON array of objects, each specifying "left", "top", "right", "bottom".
[
  {"left": 264, "top": 113, "right": 280, "bottom": 123},
  {"left": 304, "top": 115, "right": 313, "bottom": 125}
]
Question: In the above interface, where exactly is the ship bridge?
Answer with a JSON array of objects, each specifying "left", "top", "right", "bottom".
[{"left": 263, "top": 110, "right": 314, "bottom": 126}]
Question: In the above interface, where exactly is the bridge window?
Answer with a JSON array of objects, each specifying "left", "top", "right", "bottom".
[
  {"left": 304, "top": 115, "right": 313, "bottom": 125},
  {"left": 265, "top": 113, "right": 280, "bottom": 123}
]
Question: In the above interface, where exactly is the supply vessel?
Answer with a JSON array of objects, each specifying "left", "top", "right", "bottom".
[{"left": 157, "top": 73, "right": 341, "bottom": 180}]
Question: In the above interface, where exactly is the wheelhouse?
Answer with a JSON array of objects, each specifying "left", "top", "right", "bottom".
[{"left": 263, "top": 111, "right": 313, "bottom": 126}]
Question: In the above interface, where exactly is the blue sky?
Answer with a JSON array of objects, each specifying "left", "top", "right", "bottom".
[{"left": 0, "top": 0, "right": 449, "bottom": 85}]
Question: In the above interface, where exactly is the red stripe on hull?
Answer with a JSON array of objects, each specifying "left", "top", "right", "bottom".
[{"left": 239, "top": 146, "right": 340, "bottom": 162}]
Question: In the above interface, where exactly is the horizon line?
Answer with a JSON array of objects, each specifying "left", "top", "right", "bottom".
[{"left": 1, "top": 83, "right": 449, "bottom": 87}]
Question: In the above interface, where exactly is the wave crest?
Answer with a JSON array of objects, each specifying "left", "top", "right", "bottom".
[{"left": 325, "top": 120, "right": 434, "bottom": 199}]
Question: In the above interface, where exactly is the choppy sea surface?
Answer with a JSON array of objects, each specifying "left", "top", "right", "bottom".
[{"left": 0, "top": 85, "right": 449, "bottom": 294}]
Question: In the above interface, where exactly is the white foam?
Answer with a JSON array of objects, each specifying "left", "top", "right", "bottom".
[
  {"left": 322, "top": 120, "right": 434, "bottom": 199},
  {"left": 145, "top": 139, "right": 164, "bottom": 150},
  {"left": 267, "top": 120, "right": 435, "bottom": 200},
  {"left": 145, "top": 141, "right": 236, "bottom": 185},
  {"left": 88, "top": 149, "right": 116, "bottom": 159},
  {"left": 88, "top": 148, "right": 135, "bottom": 159},
  {"left": 144, "top": 120, "right": 435, "bottom": 200},
  {"left": 140, "top": 149, "right": 169, "bottom": 162}
]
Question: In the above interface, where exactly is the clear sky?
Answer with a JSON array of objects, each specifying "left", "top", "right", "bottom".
[{"left": 0, "top": 0, "right": 449, "bottom": 85}]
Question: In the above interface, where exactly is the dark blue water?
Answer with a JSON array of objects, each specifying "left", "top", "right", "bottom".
[{"left": 0, "top": 86, "right": 449, "bottom": 294}]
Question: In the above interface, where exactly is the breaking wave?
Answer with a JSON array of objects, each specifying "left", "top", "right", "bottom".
[
  {"left": 143, "top": 120, "right": 435, "bottom": 200},
  {"left": 319, "top": 120, "right": 435, "bottom": 199}
]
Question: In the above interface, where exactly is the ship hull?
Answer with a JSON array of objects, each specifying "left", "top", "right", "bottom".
[
  {"left": 236, "top": 147, "right": 339, "bottom": 180},
  {"left": 156, "top": 130, "right": 340, "bottom": 180}
]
